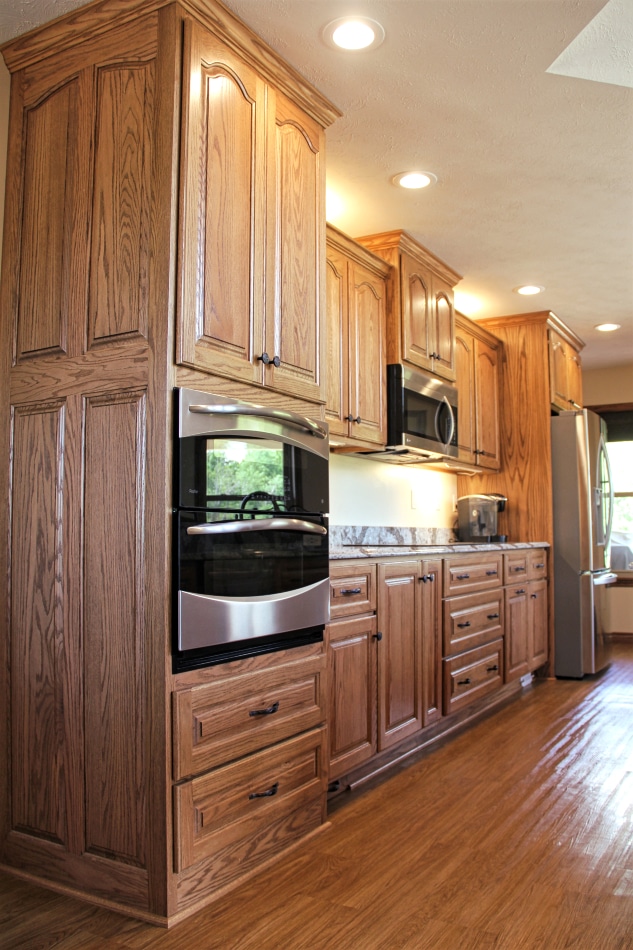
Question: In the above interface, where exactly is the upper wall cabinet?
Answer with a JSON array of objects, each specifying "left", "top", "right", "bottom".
[
  {"left": 549, "top": 324, "right": 583, "bottom": 412},
  {"left": 177, "top": 19, "right": 335, "bottom": 404},
  {"left": 325, "top": 225, "right": 390, "bottom": 447},
  {"left": 455, "top": 313, "right": 502, "bottom": 471},
  {"left": 355, "top": 230, "right": 462, "bottom": 382}
]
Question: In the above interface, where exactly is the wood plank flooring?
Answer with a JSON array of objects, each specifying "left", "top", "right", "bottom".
[{"left": 2, "top": 641, "right": 633, "bottom": 949}]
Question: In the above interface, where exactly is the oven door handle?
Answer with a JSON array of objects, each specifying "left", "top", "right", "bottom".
[
  {"left": 186, "top": 518, "right": 328, "bottom": 536},
  {"left": 188, "top": 403, "right": 327, "bottom": 440}
]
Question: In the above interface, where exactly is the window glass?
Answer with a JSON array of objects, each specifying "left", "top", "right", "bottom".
[{"left": 607, "top": 440, "right": 633, "bottom": 571}]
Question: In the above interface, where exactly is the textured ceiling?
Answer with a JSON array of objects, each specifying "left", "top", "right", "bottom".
[{"left": 1, "top": 0, "right": 631, "bottom": 370}]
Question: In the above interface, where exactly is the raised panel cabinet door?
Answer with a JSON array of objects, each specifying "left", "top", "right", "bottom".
[
  {"left": 474, "top": 336, "right": 501, "bottom": 470},
  {"left": 324, "top": 245, "right": 349, "bottom": 436},
  {"left": 455, "top": 325, "right": 476, "bottom": 464},
  {"left": 431, "top": 277, "right": 456, "bottom": 381},
  {"left": 549, "top": 329, "right": 570, "bottom": 411},
  {"left": 377, "top": 562, "right": 423, "bottom": 750},
  {"left": 400, "top": 251, "right": 433, "bottom": 371},
  {"left": 420, "top": 558, "right": 443, "bottom": 726},
  {"left": 177, "top": 20, "right": 266, "bottom": 384},
  {"left": 265, "top": 89, "right": 325, "bottom": 402},
  {"left": 567, "top": 349, "right": 583, "bottom": 409},
  {"left": 528, "top": 578, "right": 548, "bottom": 670},
  {"left": 326, "top": 616, "right": 377, "bottom": 781},
  {"left": 504, "top": 585, "right": 530, "bottom": 681},
  {"left": 348, "top": 259, "right": 387, "bottom": 445}
]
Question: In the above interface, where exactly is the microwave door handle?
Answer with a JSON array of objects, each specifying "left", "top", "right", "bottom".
[
  {"left": 434, "top": 397, "right": 455, "bottom": 447},
  {"left": 188, "top": 403, "right": 327, "bottom": 440},
  {"left": 186, "top": 518, "right": 328, "bottom": 536}
]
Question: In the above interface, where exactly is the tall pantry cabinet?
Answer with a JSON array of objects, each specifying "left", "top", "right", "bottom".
[{"left": 0, "top": 0, "right": 339, "bottom": 924}]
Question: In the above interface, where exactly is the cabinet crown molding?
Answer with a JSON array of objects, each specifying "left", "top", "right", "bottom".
[
  {"left": 356, "top": 229, "right": 462, "bottom": 287},
  {"left": 476, "top": 310, "right": 585, "bottom": 352}
]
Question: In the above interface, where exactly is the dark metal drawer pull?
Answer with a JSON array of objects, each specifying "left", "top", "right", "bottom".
[
  {"left": 457, "top": 621, "right": 471, "bottom": 629},
  {"left": 487, "top": 613, "right": 500, "bottom": 619},
  {"left": 487, "top": 664, "right": 499, "bottom": 673},
  {"left": 249, "top": 701, "right": 280, "bottom": 718},
  {"left": 535, "top": 563, "right": 545, "bottom": 569},
  {"left": 456, "top": 573, "right": 470, "bottom": 580},
  {"left": 340, "top": 587, "right": 362, "bottom": 596},
  {"left": 249, "top": 782, "right": 279, "bottom": 800},
  {"left": 531, "top": 593, "right": 538, "bottom": 599},
  {"left": 486, "top": 570, "right": 498, "bottom": 576},
  {"left": 457, "top": 678, "right": 471, "bottom": 686},
  {"left": 512, "top": 566, "right": 526, "bottom": 572},
  {"left": 515, "top": 588, "right": 526, "bottom": 594}
]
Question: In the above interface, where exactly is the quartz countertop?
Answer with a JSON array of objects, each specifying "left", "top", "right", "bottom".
[{"left": 329, "top": 541, "right": 549, "bottom": 560}]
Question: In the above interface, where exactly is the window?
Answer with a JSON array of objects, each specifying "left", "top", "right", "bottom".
[{"left": 607, "top": 440, "right": 633, "bottom": 571}]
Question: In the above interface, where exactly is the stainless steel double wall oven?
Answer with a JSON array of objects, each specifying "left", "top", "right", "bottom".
[{"left": 173, "top": 388, "right": 330, "bottom": 672}]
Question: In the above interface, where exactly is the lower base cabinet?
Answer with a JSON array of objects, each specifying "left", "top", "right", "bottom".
[
  {"left": 327, "top": 614, "right": 377, "bottom": 780},
  {"left": 443, "top": 639, "right": 504, "bottom": 715},
  {"left": 505, "top": 550, "right": 549, "bottom": 681}
]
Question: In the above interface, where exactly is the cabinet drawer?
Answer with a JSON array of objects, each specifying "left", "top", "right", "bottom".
[
  {"left": 174, "top": 727, "right": 326, "bottom": 873},
  {"left": 443, "top": 639, "right": 504, "bottom": 715},
  {"left": 527, "top": 549, "right": 548, "bottom": 580},
  {"left": 173, "top": 653, "right": 326, "bottom": 780},
  {"left": 505, "top": 552, "right": 529, "bottom": 583},
  {"left": 443, "top": 590, "right": 504, "bottom": 657},
  {"left": 443, "top": 554, "right": 503, "bottom": 595},
  {"left": 329, "top": 562, "right": 376, "bottom": 619}
]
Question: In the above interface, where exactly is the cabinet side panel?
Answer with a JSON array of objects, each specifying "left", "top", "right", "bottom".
[
  {"left": 10, "top": 402, "right": 68, "bottom": 842},
  {"left": 16, "top": 83, "right": 78, "bottom": 360},
  {"left": 83, "top": 390, "right": 147, "bottom": 866},
  {"left": 89, "top": 59, "right": 155, "bottom": 345}
]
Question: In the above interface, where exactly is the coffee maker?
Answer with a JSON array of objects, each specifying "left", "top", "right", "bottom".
[{"left": 457, "top": 494, "right": 507, "bottom": 543}]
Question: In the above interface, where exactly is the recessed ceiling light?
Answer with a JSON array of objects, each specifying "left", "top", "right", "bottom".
[
  {"left": 322, "top": 17, "right": 385, "bottom": 51},
  {"left": 594, "top": 323, "right": 621, "bottom": 332},
  {"left": 392, "top": 171, "right": 437, "bottom": 189},
  {"left": 513, "top": 285, "right": 544, "bottom": 295}
]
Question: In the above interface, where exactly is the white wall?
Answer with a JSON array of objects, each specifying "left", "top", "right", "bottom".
[{"left": 330, "top": 453, "right": 457, "bottom": 528}]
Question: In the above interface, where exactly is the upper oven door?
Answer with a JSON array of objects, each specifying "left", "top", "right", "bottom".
[{"left": 176, "top": 388, "right": 329, "bottom": 513}]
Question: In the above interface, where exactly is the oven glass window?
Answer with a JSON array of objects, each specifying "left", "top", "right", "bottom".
[{"left": 178, "top": 436, "right": 328, "bottom": 513}]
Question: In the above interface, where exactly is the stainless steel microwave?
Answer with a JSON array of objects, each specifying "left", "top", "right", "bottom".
[{"left": 361, "top": 364, "right": 458, "bottom": 464}]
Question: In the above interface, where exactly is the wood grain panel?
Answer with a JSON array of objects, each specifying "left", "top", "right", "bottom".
[
  {"left": 10, "top": 401, "right": 68, "bottom": 843},
  {"left": 401, "top": 253, "right": 431, "bottom": 367},
  {"left": 377, "top": 562, "right": 423, "bottom": 750},
  {"left": 349, "top": 262, "right": 386, "bottom": 443},
  {"left": 89, "top": 59, "right": 155, "bottom": 345},
  {"left": 267, "top": 91, "right": 322, "bottom": 399},
  {"left": 83, "top": 389, "right": 147, "bottom": 866},
  {"left": 177, "top": 22, "right": 265, "bottom": 384},
  {"left": 421, "top": 558, "right": 443, "bottom": 727},
  {"left": 324, "top": 249, "right": 347, "bottom": 435},
  {"left": 327, "top": 615, "right": 377, "bottom": 780},
  {"left": 16, "top": 83, "right": 78, "bottom": 360}
]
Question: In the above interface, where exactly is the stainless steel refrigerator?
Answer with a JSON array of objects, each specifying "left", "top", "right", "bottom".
[{"left": 551, "top": 409, "right": 617, "bottom": 677}]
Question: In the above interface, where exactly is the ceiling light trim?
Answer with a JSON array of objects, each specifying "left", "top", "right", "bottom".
[
  {"left": 392, "top": 171, "right": 437, "bottom": 189},
  {"left": 321, "top": 17, "right": 385, "bottom": 51}
]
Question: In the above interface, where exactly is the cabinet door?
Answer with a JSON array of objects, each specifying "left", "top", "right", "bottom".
[
  {"left": 325, "top": 246, "right": 349, "bottom": 438},
  {"left": 348, "top": 259, "right": 387, "bottom": 445},
  {"left": 431, "top": 276, "right": 456, "bottom": 381},
  {"left": 455, "top": 326, "right": 476, "bottom": 464},
  {"left": 505, "top": 584, "right": 530, "bottom": 681},
  {"left": 474, "top": 336, "right": 501, "bottom": 470},
  {"left": 264, "top": 89, "right": 325, "bottom": 402},
  {"left": 178, "top": 21, "right": 266, "bottom": 385},
  {"left": 400, "top": 251, "right": 433, "bottom": 371},
  {"left": 549, "top": 329, "right": 570, "bottom": 412},
  {"left": 420, "top": 558, "right": 443, "bottom": 726},
  {"left": 326, "top": 616, "right": 377, "bottom": 781},
  {"left": 377, "top": 562, "right": 423, "bottom": 750},
  {"left": 567, "top": 349, "right": 583, "bottom": 409},
  {"left": 528, "top": 578, "right": 548, "bottom": 670}
]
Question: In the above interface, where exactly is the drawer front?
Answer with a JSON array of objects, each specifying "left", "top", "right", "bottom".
[
  {"left": 174, "top": 727, "right": 326, "bottom": 873},
  {"left": 504, "top": 552, "right": 529, "bottom": 583},
  {"left": 173, "top": 653, "right": 326, "bottom": 780},
  {"left": 444, "top": 554, "right": 503, "bottom": 595},
  {"left": 443, "top": 590, "right": 504, "bottom": 657},
  {"left": 527, "top": 549, "right": 548, "bottom": 580},
  {"left": 329, "top": 562, "right": 376, "bottom": 619},
  {"left": 443, "top": 639, "right": 504, "bottom": 715}
]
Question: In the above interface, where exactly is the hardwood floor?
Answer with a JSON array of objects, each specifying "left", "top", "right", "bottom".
[{"left": 2, "top": 641, "right": 633, "bottom": 949}]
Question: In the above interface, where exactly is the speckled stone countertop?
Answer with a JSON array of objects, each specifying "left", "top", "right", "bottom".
[{"left": 329, "top": 525, "right": 549, "bottom": 560}]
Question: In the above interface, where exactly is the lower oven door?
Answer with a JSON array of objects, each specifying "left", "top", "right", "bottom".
[{"left": 175, "top": 510, "right": 330, "bottom": 656}]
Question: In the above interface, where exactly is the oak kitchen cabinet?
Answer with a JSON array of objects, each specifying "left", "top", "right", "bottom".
[
  {"left": 0, "top": 0, "right": 339, "bottom": 925},
  {"left": 549, "top": 325, "right": 583, "bottom": 412},
  {"left": 356, "top": 230, "right": 462, "bottom": 382},
  {"left": 325, "top": 225, "right": 390, "bottom": 447},
  {"left": 456, "top": 311, "right": 583, "bottom": 671},
  {"left": 455, "top": 312, "right": 502, "bottom": 471},
  {"left": 504, "top": 549, "right": 549, "bottom": 681},
  {"left": 178, "top": 19, "right": 330, "bottom": 404}
]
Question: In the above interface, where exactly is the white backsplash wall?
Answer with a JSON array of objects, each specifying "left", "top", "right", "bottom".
[{"left": 329, "top": 453, "right": 457, "bottom": 528}]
